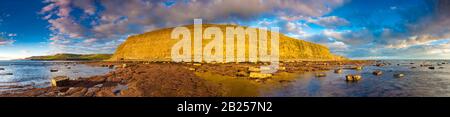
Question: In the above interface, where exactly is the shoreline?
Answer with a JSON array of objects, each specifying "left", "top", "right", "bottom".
[{"left": 0, "top": 60, "right": 372, "bottom": 97}]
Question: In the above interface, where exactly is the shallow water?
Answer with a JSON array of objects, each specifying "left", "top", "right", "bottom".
[
  {"left": 265, "top": 60, "right": 450, "bottom": 97},
  {"left": 0, "top": 60, "right": 112, "bottom": 93}
]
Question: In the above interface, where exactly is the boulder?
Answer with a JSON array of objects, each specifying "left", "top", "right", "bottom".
[
  {"left": 188, "top": 67, "right": 196, "bottom": 71},
  {"left": 334, "top": 69, "right": 343, "bottom": 73},
  {"left": 345, "top": 74, "right": 361, "bottom": 81},
  {"left": 394, "top": 73, "right": 404, "bottom": 78},
  {"left": 429, "top": 66, "right": 435, "bottom": 69},
  {"left": 315, "top": 73, "right": 327, "bottom": 77},
  {"left": 94, "top": 84, "right": 104, "bottom": 88},
  {"left": 108, "top": 65, "right": 115, "bottom": 69},
  {"left": 372, "top": 70, "right": 383, "bottom": 76},
  {"left": 51, "top": 76, "right": 70, "bottom": 87},
  {"left": 50, "top": 69, "right": 58, "bottom": 72},
  {"left": 348, "top": 66, "right": 363, "bottom": 70},
  {"left": 69, "top": 88, "right": 88, "bottom": 97},
  {"left": 236, "top": 70, "right": 249, "bottom": 77},
  {"left": 249, "top": 72, "right": 272, "bottom": 79},
  {"left": 375, "top": 63, "right": 385, "bottom": 67}
]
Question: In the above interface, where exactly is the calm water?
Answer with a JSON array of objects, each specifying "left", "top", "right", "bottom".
[
  {"left": 265, "top": 60, "right": 450, "bottom": 97},
  {"left": 0, "top": 60, "right": 112, "bottom": 94}
]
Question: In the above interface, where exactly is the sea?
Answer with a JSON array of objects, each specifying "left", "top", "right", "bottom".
[
  {"left": 264, "top": 60, "right": 450, "bottom": 97},
  {"left": 0, "top": 60, "right": 112, "bottom": 94}
]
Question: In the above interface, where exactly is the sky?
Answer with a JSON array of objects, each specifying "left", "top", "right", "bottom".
[{"left": 0, "top": 0, "right": 450, "bottom": 60}]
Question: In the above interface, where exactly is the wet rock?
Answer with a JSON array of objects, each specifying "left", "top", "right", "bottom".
[
  {"left": 90, "top": 76, "right": 106, "bottom": 83},
  {"left": 85, "top": 87, "right": 100, "bottom": 97},
  {"left": 30, "top": 90, "right": 46, "bottom": 96},
  {"left": 193, "top": 63, "right": 202, "bottom": 66},
  {"left": 372, "top": 70, "right": 383, "bottom": 76},
  {"left": 248, "top": 67, "right": 260, "bottom": 72},
  {"left": 57, "top": 87, "right": 70, "bottom": 92},
  {"left": 334, "top": 69, "right": 343, "bottom": 73},
  {"left": 108, "top": 65, "right": 115, "bottom": 69},
  {"left": 0, "top": 73, "right": 13, "bottom": 75},
  {"left": 236, "top": 70, "right": 249, "bottom": 77},
  {"left": 429, "top": 66, "right": 435, "bottom": 69},
  {"left": 50, "top": 69, "right": 58, "bottom": 72},
  {"left": 345, "top": 74, "right": 361, "bottom": 81},
  {"left": 94, "top": 84, "right": 103, "bottom": 88},
  {"left": 347, "top": 66, "right": 363, "bottom": 70},
  {"left": 51, "top": 76, "right": 70, "bottom": 87},
  {"left": 315, "top": 73, "right": 326, "bottom": 77},
  {"left": 375, "top": 63, "right": 385, "bottom": 67},
  {"left": 249, "top": 72, "right": 272, "bottom": 79},
  {"left": 69, "top": 88, "right": 88, "bottom": 97},
  {"left": 65, "top": 87, "right": 81, "bottom": 94},
  {"left": 57, "top": 92, "right": 66, "bottom": 96},
  {"left": 42, "top": 91, "right": 56, "bottom": 96},
  {"left": 394, "top": 73, "right": 405, "bottom": 78},
  {"left": 188, "top": 68, "right": 196, "bottom": 71},
  {"left": 112, "top": 84, "right": 128, "bottom": 96},
  {"left": 254, "top": 79, "right": 262, "bottom": 83}
]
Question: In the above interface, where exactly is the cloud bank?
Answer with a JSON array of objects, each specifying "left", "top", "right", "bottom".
[
  {"left": 40, "top": 0, "right": 346, "bottom": 54},
  {"left": 39, "top": 0, "right": 450, "bottom": 59}
]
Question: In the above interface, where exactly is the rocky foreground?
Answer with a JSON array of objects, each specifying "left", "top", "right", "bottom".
[{"left": 0, "top": 60, "right": 370, "bottom": 97}]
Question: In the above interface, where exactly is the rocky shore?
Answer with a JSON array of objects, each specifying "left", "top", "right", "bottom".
[{"left": 0, "top": 60, "right": 371, "bottom": 97}]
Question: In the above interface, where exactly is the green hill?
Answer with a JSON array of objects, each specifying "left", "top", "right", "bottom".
[{"left": 27, "top": 53, "right": 112, "bottom": 61}]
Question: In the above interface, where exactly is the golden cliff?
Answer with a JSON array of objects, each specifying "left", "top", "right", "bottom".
[{"left": 110, "top": 24, "right": 346, "bottom": 62}]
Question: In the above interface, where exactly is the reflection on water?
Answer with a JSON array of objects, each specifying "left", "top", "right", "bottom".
[
  {"left": 0, "top": 60, "right": 111, "bottom": 93},
  {"left": 266, "top": 60, "right": 450, "bottom": 97}
]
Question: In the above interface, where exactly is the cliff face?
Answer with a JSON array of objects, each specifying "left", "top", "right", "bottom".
[{"left": 110, "top": 24, "right": 346, "bottom": 62}]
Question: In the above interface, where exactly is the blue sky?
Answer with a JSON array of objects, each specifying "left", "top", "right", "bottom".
[{"left": 1, "top": 0, "right": 450, "bottom": 60}]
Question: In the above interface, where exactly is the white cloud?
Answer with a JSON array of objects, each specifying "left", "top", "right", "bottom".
[
  {"left": 0, "top": 38, "right": 14, "bottom": 46},
  {"left": 306, "top": 16, "right": 350, "bottom": 28},
  {"left": 7, "top": 33, "right": 17, "bottom": 37}
]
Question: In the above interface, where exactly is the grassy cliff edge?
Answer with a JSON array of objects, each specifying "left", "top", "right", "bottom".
[{"left": 26, "top": 53, "right": 112, "bottom": 61}]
